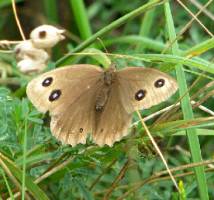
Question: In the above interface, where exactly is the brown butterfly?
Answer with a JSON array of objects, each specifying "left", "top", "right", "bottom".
[{"left": 26, "top": 64, "right": 178, "bottom": 146}]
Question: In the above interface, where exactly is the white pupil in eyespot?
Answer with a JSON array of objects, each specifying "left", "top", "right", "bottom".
[
  {"left": 49, "top": 89, "right": 61, "bottom": 101},
  {"left": 135, "top": 89, "right": 146, "bottom": 101}
]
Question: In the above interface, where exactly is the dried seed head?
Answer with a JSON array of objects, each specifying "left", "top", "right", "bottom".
[
  {"left": 17, "top": 59, "right": 47, "bottom": 73},
  {"left": 14, "top": 40, "right": 49, "bottom": 74},
  {"left": 14, "top": 40, "right": 49, "bottom": 62},
  {"left": 30, "top": 25, "right": 65, "bottom": 49},
  {"left": 14, "top": 40, "right": 34, "bottom": 61}
]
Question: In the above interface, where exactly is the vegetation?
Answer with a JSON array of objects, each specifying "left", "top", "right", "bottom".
[{"left": 0, "top": 0, "right": 213, "bottom": 199}]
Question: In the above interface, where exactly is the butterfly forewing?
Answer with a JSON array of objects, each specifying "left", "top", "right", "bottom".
[
  {"left": 27, "top": 64, "right": 103, "bottom": 114},
  {"left": 116, "top": 67, "right": 178, "bottom": 113}
]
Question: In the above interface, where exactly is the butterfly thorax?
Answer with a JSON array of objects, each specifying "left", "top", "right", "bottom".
[
  {"left": 103, "top": 66, "right": 116, "bottom": 86},
  {"left": 95, "top": 67, "right": 116, "bottom": 112}
]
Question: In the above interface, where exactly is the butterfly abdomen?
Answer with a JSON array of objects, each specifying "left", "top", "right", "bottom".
[
  {"left": 95, "top": 69, "right": 116, "bottom": 112},
  {"left": 95, "top": 86, "right": 111, "bottom": 112}
]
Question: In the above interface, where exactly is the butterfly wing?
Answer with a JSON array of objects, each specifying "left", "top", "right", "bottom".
[
  {"left": 27, "top": 64, "right": 103, "bottom": 145},
  {"left": 50, "top": 81, "right": 102, "bottom": 146},
  {"left": 93, "top": 81, "right": 132, "bottom": 146},
  {"left": 27, "top": 65, "right": 177, "bottom": 147},
  {"left": 27, "top": 64, "right": 103, "bottom": 114},
  {"left": 117, "top": 67, "right": 178, "bottom": 113}
]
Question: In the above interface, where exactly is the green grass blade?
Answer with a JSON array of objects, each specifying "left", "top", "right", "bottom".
[
  {"left": 174, "top": 129, "right": 214, "bottom": 136},
  {"left": 137, "top": 0, "right": 156, "bottom": 51},
  {"left": 103, "top": 35, "right": 166, "bottom": 52},
  {"left": 164, "top": 2, "right": 209, "bottom": 199},
  {"left": 43, "top": 0, "right": 59, "bottom": 23},
  {"left": 183, "top": 38, "right": 214, "bottom": 57},
  {"left": 137, "top": 54, "right": 214, "bottom": 73},
  {"left": 21, "top": 117, "right": 28, "bottom": 200},
  {"left": 43, "top": 0, "right": 60, "bottom": 59},
  {"left": 69, "top": 0, "right": 93, "bottom": 40},
  {"left": 0, "top": 169, "right": 14, "bottom": 200},
  {"left": 57, "top": 0, "right": 164, "bottom": 66},
  {"left": 0, "top": 153, "right": 50, "bottom": 200}
]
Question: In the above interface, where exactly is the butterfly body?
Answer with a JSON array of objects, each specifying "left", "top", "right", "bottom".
[
  {"left": 27, "top": 64, "right": 178, "bottom": 146},
  {"left": 95, "top": 66, "right": 116, "bottom": 112},
  {"left": 103, "top": 66, "right": 116, "bottom": 85},
  {"left": 95, "top": 86, "right": 110, "bottom": 112}
]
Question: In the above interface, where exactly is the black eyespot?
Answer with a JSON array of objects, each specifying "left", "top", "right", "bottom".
[
  {"left": 42, "top": 77, "right": 53, "bottom": 87},
  {"left": 39, "top": 30, "right": 46, "bottom": 38},
  {"left": 79, "top": 128, "right": 83, "bottom": 133},
  {"left": 49, "top": 90, "right": 61, "bottom": 101},
  {"left": 154, "top": 79, "right": 165, "bottom": 88},
  {"left": 100, "top": 128, "right": 104, "bottom": 133},
  {"left": 135, "top": 89, "right": 146, "bottom": 101}
]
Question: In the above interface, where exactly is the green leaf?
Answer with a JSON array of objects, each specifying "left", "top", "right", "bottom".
[
  {"left": 73, "top": 178, "right": 93, "bottom": 200},
  {"left": 0, "top": 153, "right": 50, "bottom": 200}
]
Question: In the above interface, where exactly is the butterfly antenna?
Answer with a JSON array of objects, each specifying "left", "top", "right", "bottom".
[
  {"left": 136, "top": 110, "right": 180, "bottom": 193},
  {"left": 11, "top": 0, "right": 26, "bottom": 40},
  {"left": 96, "top": 37, "right": 109, "bottom": 54},
  {"left": 96, "top": 37, "right": 118, "bottom": 70}
]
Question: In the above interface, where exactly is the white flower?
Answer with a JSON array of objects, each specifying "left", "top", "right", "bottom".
[{"left": 30, "top": 25, "right": 65, "bottom": 49}]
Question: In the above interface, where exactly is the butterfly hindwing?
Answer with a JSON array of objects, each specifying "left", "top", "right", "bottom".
[
  {"left": 117, "top": 67, "right": 178, "bottom": 113},
  {"left": 50, "top": 81, "right": 102, "bottom": 146},
  {"left": 93, "top": 81, "right": 132, "bottom": 146}
]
